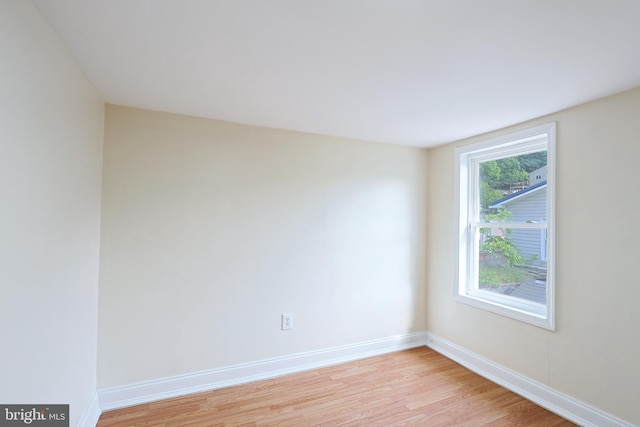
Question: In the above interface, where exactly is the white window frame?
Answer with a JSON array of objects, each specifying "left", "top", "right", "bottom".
[{"left": 454, "top": 122, "right": 556, "bottom": 330}]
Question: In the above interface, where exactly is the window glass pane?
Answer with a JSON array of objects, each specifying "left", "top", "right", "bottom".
[
  {"left": 478, "top": 227, "right": 547, "bottom": 304},
  {"left": 479, "top": 151, "right": 547, "bottom": 222}
]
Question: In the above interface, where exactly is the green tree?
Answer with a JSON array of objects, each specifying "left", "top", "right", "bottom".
[
  {"left": 480, "top": 182, "right": 503, "bottom": 209},
  {"left": 480, "top": 160, "right": 501, "bottom": 183},
  {"left": 494, "top": 157, "right": 528, "bottom": 188},
  {"left": 517, "top": 151, "right": 547, "bottom": 173}
]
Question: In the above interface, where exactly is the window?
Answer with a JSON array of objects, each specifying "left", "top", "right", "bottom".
[{"left": 455, "top": 123, "right": 555, "bottom": 330}]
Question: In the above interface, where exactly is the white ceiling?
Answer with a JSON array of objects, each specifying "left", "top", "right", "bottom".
[{"left": 32, "top": 0, "right": 640, "bottom": 147}]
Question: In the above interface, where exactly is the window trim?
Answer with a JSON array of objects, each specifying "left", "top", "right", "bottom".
[{"left": 454, "top": 122, "right": 556, "bottom": 330}]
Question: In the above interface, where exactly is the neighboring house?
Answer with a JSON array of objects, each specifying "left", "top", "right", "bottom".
[
  {"left": 489, "top": 180, "right": 547, "bottom": 263},
  {"left": 529, "top": 165, "right": 547, "bottom": 186}
]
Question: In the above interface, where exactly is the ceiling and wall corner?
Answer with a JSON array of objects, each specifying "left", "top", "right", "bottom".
[{"left": 31, "top": 0, "right": 640, "bottom": 147}]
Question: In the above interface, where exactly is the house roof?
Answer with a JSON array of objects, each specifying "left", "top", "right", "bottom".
[{"left": 489, "top": 180, "right": 547, "bottom": 209}]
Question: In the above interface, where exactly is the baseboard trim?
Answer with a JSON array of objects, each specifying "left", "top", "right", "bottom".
[
  {"left": 77, "top": 391, "right": 101, "bottom": 427},
  {"left": 98, "top": 331, "right": 427, "bottom": 411},
  {"left": 425, "top": 332, "right": 633, "bottom": 427}
]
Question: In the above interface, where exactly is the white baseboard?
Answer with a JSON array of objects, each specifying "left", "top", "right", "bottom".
[
  {"left": 77, "top": 391, "right": 101, "bottom": 427},
  {"left": 425, "top": 332, "right": 633, "bottom": 427},
  {"left": 98, "top": 332, "right": 427, "bottom": 411}
]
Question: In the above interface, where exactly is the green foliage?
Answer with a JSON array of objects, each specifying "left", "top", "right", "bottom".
[
  {"left": 480, "top": 235, "right": 524, "bottom": 267},
  {"left": 480, "top": 160, "right": 501, "bottom": 183},
  {"left": 495, "top": 157, "right": 529, "bottom": 188},
  {"left": 517, "top": 151, "right": 547, "bottom": 173},
  {"left": 480, "top": 210, "right": 524, "bottom": 268},
  {"left": 480, "top": 182, "right": 503, "bottom": 210},
  {"left": 482, "top": 210, "right": 513, "bottom": 223},
  {"left": 479, "top": 266, "right": 531, "bottom": 287}
]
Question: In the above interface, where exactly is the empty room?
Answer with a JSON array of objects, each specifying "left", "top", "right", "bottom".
[{"left": 1, "top": 1, "right": 639, "bottom": 426}]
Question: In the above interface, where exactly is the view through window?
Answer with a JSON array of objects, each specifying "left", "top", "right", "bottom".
[
  {"left": 455, "top": 123, "right": 555, "bottom": 329},
  {"left": 480, "top": 151, "right": 548, "bottom": 304}
]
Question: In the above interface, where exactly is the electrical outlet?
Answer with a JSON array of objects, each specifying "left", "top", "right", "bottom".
[{"left": 281, "top": 313, "right": 293, "bottom": 330}]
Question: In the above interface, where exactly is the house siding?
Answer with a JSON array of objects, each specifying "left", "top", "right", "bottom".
[{"left": 505, "top": 187, "right": 547, "bottom": 261}]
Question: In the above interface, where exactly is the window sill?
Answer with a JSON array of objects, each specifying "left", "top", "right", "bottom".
[{"left": 454, "top": 292, "right": 555, "bottom": 331}]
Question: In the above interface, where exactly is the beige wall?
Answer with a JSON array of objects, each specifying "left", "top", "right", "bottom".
[
  {"left": 426, "top": 87, "right": 640, "bottom": 425},
  {"left": 0, "top": 1, "right": 104, "bottom": 425},
  {"left": 98, "top": 105, "right": 428, "bottom": 387}
]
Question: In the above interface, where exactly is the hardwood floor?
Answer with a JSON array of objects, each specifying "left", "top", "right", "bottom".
[{"left": 97, "top": 347, "right": 575, "bottom": 426}]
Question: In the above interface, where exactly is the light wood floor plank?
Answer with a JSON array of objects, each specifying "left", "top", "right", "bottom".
[{"left": 97, "top": 347, "right": 575, "bottom": 426}]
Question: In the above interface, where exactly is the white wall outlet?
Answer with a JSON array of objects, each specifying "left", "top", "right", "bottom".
[{"left": 281, "top": 313, "right": 293, "bottom": 330}]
